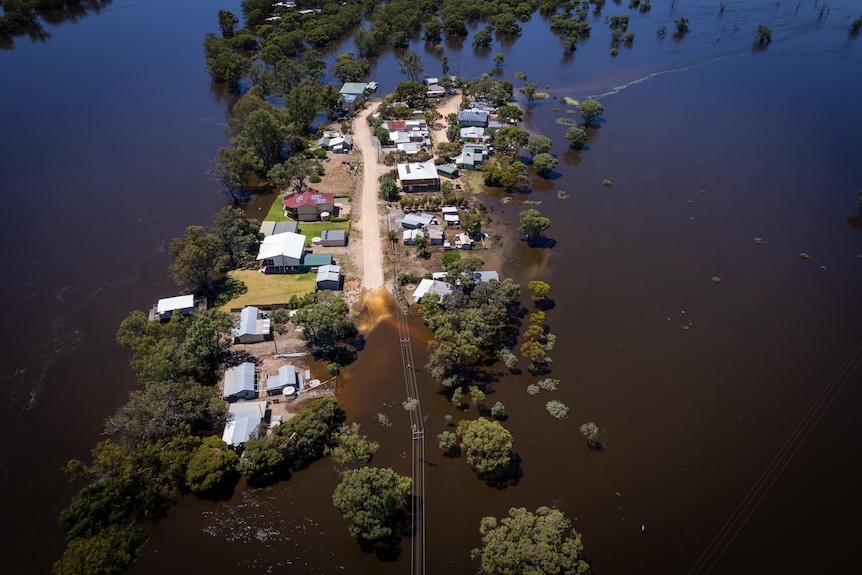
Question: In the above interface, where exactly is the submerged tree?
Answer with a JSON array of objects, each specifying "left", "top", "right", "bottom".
[
  {"left": 332, "top": 466, "right": 412, "bottom": 543},
  {"left": 518, "top": 209, "right": 552, "bottom": 242},
  {"left": 577, "top": 99, "right": 604, "bottom": 128},
  {"left": 579, "top": 422, "right": 602, "bottom": 449},
  {"left": 456, "top": 418, "right": 513, "bottom": 477},
  {"left": 471, "top": 506, "right": 591, "bottom": 575}
]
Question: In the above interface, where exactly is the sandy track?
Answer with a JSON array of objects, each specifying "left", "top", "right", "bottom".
[{"left": 353, "top": 105, "right": 386, "bottom": 291}]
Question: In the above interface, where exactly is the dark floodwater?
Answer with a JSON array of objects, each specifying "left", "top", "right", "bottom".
[{"left": 3, "top": 1, "right": 861, "bottom": 574}]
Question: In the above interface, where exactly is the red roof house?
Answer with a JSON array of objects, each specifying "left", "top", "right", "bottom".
[{"left": 282, "top": 189, "right": 334, "bottom": 222}]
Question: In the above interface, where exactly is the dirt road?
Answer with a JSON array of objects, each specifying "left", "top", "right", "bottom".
[{"left": 353, "top": 105, "right": 387, "bottom": 291}]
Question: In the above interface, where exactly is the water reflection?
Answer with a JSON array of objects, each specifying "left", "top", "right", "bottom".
[{"left": 0, "top": 0, "right": 112, "bottom": 50}]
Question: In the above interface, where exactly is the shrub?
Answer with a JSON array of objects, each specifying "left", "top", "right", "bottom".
[
  {"left": 490, "top": 402, "right": 506, "bottom": 420},
  {"left": 527, "top": 384, "right": 540, "bottom": 396},
  {"left": 546, "top": 400, "right": 569, "bottom": 419}
]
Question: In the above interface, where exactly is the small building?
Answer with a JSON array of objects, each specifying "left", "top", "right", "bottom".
[
  {"left": 282, "top": 189, "right": 334, "bottom": 222},
  {"left": 455, "top": 232, "right": 474, "bottom": 250},
  {"left": 257, "top": 231, "right": 306, "bottom": 273},
  {"left": 320, "top": 229, "right": 347, "bottom": 247},
  {"left": 401, "top": 212, "right": 436, "bottom": 229},
  {"left": 266, "top": 364, "right": 301, "bottom": 396},
  {"left": 223, "top": 362, "right": 258, "bottom": 401},
  {"left": 260, "top": 220, "right": 299, "bottom": 237},
  {"left": 454, "top": 144, "right": 488, "bottom": 171},
  {"left": 339, "top": 82, "right": 368, "bottom": 98},
  {"left": 397, "top": 161, "right": 440, "bottom": 193},
  {"left": 149, "top": 294, "right": 202, "bottom": 322},
  {"left": 233, "top": 306, "right": 271, "bottom": 344},
  {"left": 328, "top": 135, "right": 353, "bottom": 153},
  {"left": 424, "top": 77, "right": 439, "bottom": 86},
  {"left": 397, "top": 142, "right": 424, "bottom": 155},
  {"left": 437, "top": 164, "right": 459, "bottom": 179},
  {"left": 301, "top": 252, "right": 333, "bottom": 271},
  {"left": 427, "top": 84, "right": 446, "bottom": 98},
  {"left": 402, "top": 229, "right": 424, "bottom": 246},
  {"left": 458, "top": 109, "right": 490, "bottom": 128},
  {"left": 426, "top": 226, "right": 445, "bottom": 245},
  {"left": 413, "top": 279, "right": 454, "bottom": 302},
  {"left": 316, "top": 264, "right": 342, "bottom": 291},
  {"left": 222, "top": 401, "right": 267, "bottom": 446}
]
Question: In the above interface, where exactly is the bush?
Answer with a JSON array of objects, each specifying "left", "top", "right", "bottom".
[
  {"left": 438, "top": 431, "right": 459, "bottom": 456},
  {"left": 527, "top": 384, "right": 540, "bottom": 396},
  {"left": 546, "top": 400, "right": 569, "bottom": 419},
  {"left": 309, "top": 174, "right": 322, "bottom": 183},
  {"left": 490, "top": 402, "right": 506, "bottom": 420}
]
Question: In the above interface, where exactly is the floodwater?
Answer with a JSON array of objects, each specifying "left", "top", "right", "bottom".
[{"left": 2, "top": 1, "right": 861, "bottom": 574}]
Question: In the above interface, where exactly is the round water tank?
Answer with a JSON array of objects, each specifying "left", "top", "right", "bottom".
[
  {"left": 311, "top": 237, "right": 322, "bottom": 246},
  {"left": 282, "top": 386, "right": 296, "bottom": 396},
  {"left": 320, "top": 211, "right": 331, "bottom": 221}
]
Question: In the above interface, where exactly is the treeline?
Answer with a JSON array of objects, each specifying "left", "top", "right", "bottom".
[{"left": 0, "top": 0, "right": 112, "bottom": 36}]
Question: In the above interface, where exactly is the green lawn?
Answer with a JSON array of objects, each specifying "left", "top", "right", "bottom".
[
  {"left": 217, "top": 270, "right": 317, "bottom": 311},
  {"left": 263, "top": 195, "right": 350, "bottom": 245}
]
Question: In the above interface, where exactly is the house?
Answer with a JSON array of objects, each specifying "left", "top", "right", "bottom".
[
  {"left": 424, "top": 77, "right": 439, "bottom": 85},
  {"left": 316, "top": 264, "right": 342, "bottom": 290},
  {"left": 397, "top": 141, "right": 425, "bottom": 155},
  {"left": 339, "top": 82, "right": 368, "bottom": 98},
  {"left": 460, "top": 126, "right": 487, "bottom": 142},
  {"left": 259, "top": 220, "right": 299, "bottom": 237},
  {"left": 222, "top": 401, "right": 267, "bottom": 446},
  {"left": 388, "top": 130, "right": 412, "bottom": 146},
  {"left": 397, "top": 161, "right": 440, "bottom": 192},
  {"left": 300, "top": 252, "right": 333, "bottom": 271},
  {"left": 401, "top": 212, "right": 436, "bottom": 229},
  {"left": 282, "top": 189, "right": 334, "bottom": 222},
  {"left": 455, "top": 232, "right": 474, "bottom": 250},
  {"left": 442, "top": 206, "right": 460, "bottom": 226},
  {"left": 454, "top": 144, "right": 488, "bottom": 170},
  {"left": 413, "top": 278, "right": 454, "bottom": 302},
  {"left": 266, "top": 364, "right": 301, "bottom": 396},
  {"left": 149, "top": 294, "right": 204, "bottom": 321},
  {"left": 437, "top": 164, "right": 459, "bottom": 179},
  {"left": 458, "top": 109, "right": 489, "bottom": 128},
  {"left": 223, "top": 362, "right": 257, "bottom": 401},
  {"left": 257, "top": 231, "right": 306, "bottom": 273},
  {"left": 402, "top": 229, "right": 424, "bottom": 245},
  {"left": 328, "top": 135, "right": 352, "bottom": 153},
  {"left": 320, "top": 229, "right": 346, "bottom": 247},
  {"left": 426, "top": 226, "right": 445, "bottom": 245},
  {"left": 427, "top": 84, "right": 446, "bottom": 98},
  {"left": 233, "top": 306, "right": 271, "bottom": 344}
]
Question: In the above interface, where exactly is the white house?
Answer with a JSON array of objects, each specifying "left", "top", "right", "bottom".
[
  {"left": 223, "top": 362, "right": 257, "bottom": 401},
  {"left": 403, "top": 229, "right": 424, "bottom": 245},
  {"left": 149, "top": 294, "right": 198, "bottom": 321},
  {"left": 257, "top": 231, "right": 306, "bottom": 273},
  {"left": 413, "top": 279, "right": 454, "bottom": 302},
  {"left": 222, "top": 401, "right": 267, "bottom": 446},
  {"left": 233, "top": 306, "right": 271, "bottom": 344},
  {"left": 397, "top": 161, "right": 440, "bottom": 192}
]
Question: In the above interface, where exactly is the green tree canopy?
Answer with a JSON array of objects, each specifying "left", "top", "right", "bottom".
[
  {"left": 565, "top": 125, "right": 586, "bottom": 149},
  {"left": 379, "top": 175, "right": 399, "bottom": 202},
  {"left": 332, "top": 52, "right": 370, "bottom": 83},
  {"left": 326, "top": 422, "right": 380, "bottom": 468},
  {"left": 577, "top": 99, "right": 604, "bottom": 128},
  {"left": 471, "top": 506, "right": 591, "bottom": 575},
  {"left": 456, "top": 418, "right": 513, "bottom": 477},
  {"left": 293, "top": 294, "right": 358, "bottom": 356},
  {"left": 185, "top": 436, "right": 239, "bottom": 495},
  {"left": 398, "top": 49, "right": 424, "bottom": 83},
  {"left": 528, "top": 280, "right": 551, "bottom": 302},
  {"left": 168, "top": 225, "right": 222, "bottom": 294},
  {"left": 526, "top": 134, "right": 554, "bottom": 156},
  {"left": 211, "top": 205, "right": 259, "bottom": 268},
  {"left": 332, "top": 466, "right": 412, "bottom": 542},
  {"left": 533, "top": 153, "right": 558, "bottom": 176},
  {"left": 518, "top": 209, "right": 551, "bottom": 241}
]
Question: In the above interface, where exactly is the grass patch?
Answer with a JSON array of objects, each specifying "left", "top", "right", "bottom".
[
  {"left": 217, "top": 269, "right": 317, "bottom": 311},
  {"left": 562, "top": 96, "right": 579, "bottom": 106},
  {"left": 265, "top": 194, "right": 290, "bottom": 222},
  {"left": 534, "top": 92, "right": 550, "bottom": 100},
  {"left": 465, "top": 170, "right": 487, "bottom": 194},
  {"left": 299, "top": 221, "right": 351, "bottom": 245}
]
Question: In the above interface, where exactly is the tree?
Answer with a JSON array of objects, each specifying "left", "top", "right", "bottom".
[
  {"left": 519, "top": 83, "right": 538, "bottom": 107},
  {"left": 518, "top": 209, "right": 551, "bottom": 241},
  {"left": 577, "top": 99, "right": 604, "bottom": 128},
  {"left": 579, "top": 422, "right": 601, "bottom": 449},
  {"left": 501, "top": 162, "right": 529, "bottom": 193},
  {"left": 392, "top": 81, "right": 428, "bottom": 108},
  {"left": 375, "top": 126, "right": 391, "bottom": 146},
  {"left": 492, "top": 53, "right": 505, "bottom": 71},
  {"left": 332, "top": 466, "right": 412, "bottom": 542},
  {"left": 398, "top": 50, "right": 424, "bottom": 83},
  {"left": 565, "top": 126, "right": 586, "bottom": 149},
  {"left": 471, "top": 506, "right": 591, "bottom": 575},
  {"left": 438, "top": 431, "right": 459, "bottom": 456},
  {"left": 528, "top": 280, "right": 551, "bottom": 302},
  {"left": 332, "top": 52, "right": 370, "bottom": 83},
  {"left": 490, "top": 402, "right": 506, "bottom": 420},
  {"left": 203, "top": 34, "right": 250, "bottom": 92},
  {"left": 379, "top": 176, "right": 399, "bottom": 201},
  {"left": 533, "top": 153, "right": 558, "bottom": 176},
  {"left": 293, "top": 294, "right": 358, "bottom": 356},
  {"left": 53, "top": 523, "right": 148, "bottom": 575},
  {"left": 546, "top": 400, "right": 569, "bottom": 419},
  {"left": 456, "top": 418, "right": 513, "bottom": 477},
  {"left": 327, "top": 423, "right": 379, "bottom": 468},
  {"left": 423, "top": 18, "right": 443, "bottom": 42},
  {"left": 185, "top": 436, "right": 239, "bottom": 496},
  {"left": 755, "top": 24, "right": 772, "bottom": 44},
  {"left": 526, "top": 134, "right": 554, "bottom": 156},
  {"left": 674, "top": 17, "right": 690, "bottom": 34},
  {"left": 217, "top": 10, "right": 239, "bottom": 39},
  {"left": 268, "top": 156, "right": 316, "bottom": 193},
  {"left": 210, "top": 206, "right": 259, "bottom": 268},
  {"left": 497, "top": 104, "right": 523, "bottom": 124},
  {"left": 473, "top": 27, "right": 493, "bottom": 48},
  {"left": 168, "top": 225, "right": 221, "bottom": 293}
]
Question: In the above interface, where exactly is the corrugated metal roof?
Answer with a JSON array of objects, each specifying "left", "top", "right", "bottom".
[
  {"left": 156, "top": 294, "right": 195, "bottom": 314},
  {"left": 257, "top": 231, "right": 306, "bottom": 260},
  {"left": 302, "top": 253, "right": 333, "bottom": 266},
  {"left": 223, "top": 362, "right": 256, "bottom": 398}
]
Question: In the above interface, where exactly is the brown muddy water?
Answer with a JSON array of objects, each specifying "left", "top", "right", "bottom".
[{"left": 3, "top": 1, "right": 862, "bottom": 574}]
